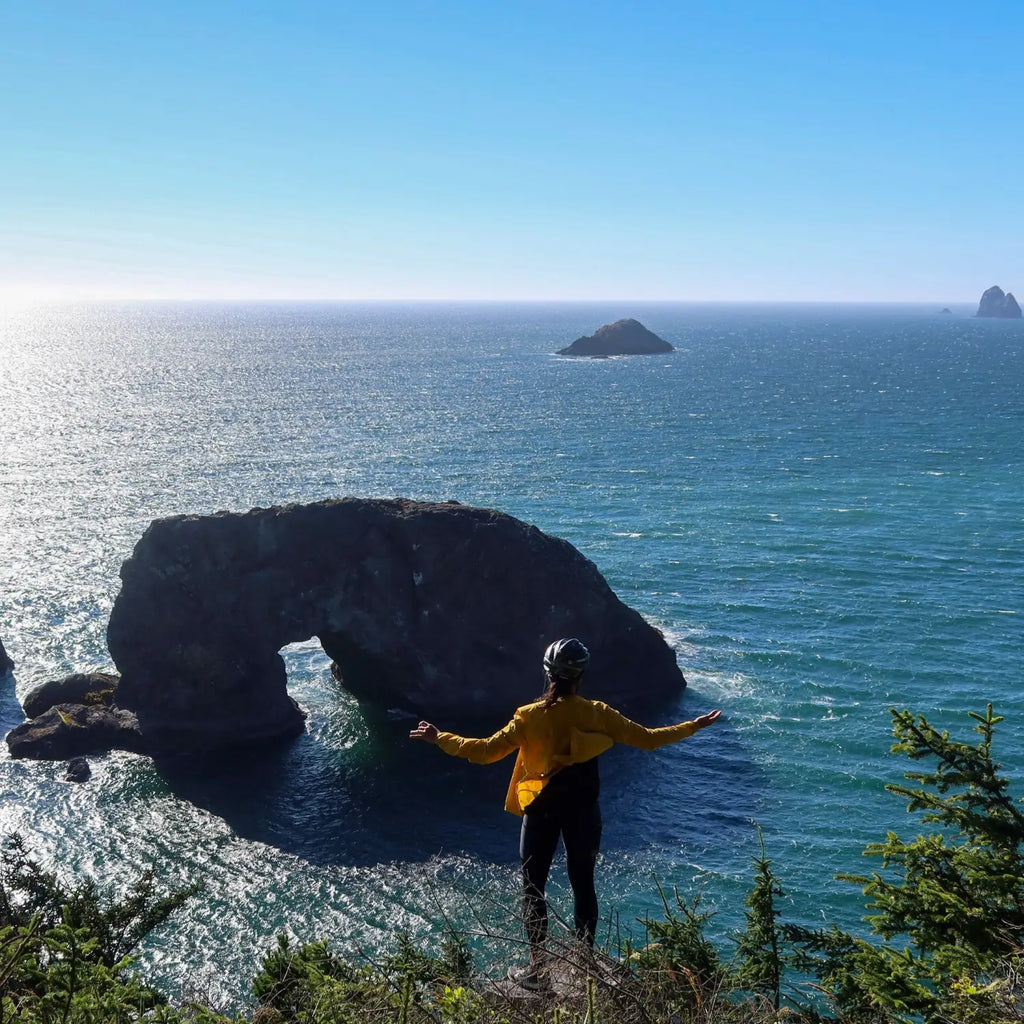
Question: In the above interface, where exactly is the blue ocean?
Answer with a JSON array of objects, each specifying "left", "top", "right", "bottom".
[{"left": 1, "top": 302, "right": 1021, "bottom": 1006}]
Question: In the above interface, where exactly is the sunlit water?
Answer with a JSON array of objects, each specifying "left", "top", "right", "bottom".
[{"left": 1, "top": 301, "right": 1021, "bottom": 1007}]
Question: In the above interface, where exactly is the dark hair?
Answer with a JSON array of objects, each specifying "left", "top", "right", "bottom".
[{"left": 540, "top": 671, "right": 580, "bottom": 708}]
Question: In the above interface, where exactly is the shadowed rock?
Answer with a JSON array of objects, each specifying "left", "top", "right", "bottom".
[
  {"left": 976, "top": 285, "right": 1022, "bottom": 318},
  {"left": 6, "top": 704, "right": 143, "bottom": 760},
  {"left": 65, "top": 757, "right": 92, "bottom": 782},
  {"left": 7, "top": 672, "right": 130, "bottom": 761},
  {"left": 21, "top": 672, "right": 119, "bottom": 719},
  {"left": 557, "top": 319, "right": 674, "bottom": 357},
  {"left": 106, "top": 498, "right": 685, "bottom": 754},
  {"left": 0, "top": 638, "right": 12, "bottom": 674}
]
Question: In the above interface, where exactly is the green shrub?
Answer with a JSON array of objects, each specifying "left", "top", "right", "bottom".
[
  {"left": 630, "top": 881, "right": 728, "bottom": 1009},
  {"left": 0, "top": 919, "right": 181, "bottom": 1024},
  {"left": 0, "top": 834, "right": 200, "bottom": 1024},
  {"left": 0, "top": 833, "right": 200, "bottom": 968},
  {"left": 252, "top": 934, "right": 373, "bottom": 1020},
  {"left": 251, "top": 928, "right": 476, "bottom": 1024}
]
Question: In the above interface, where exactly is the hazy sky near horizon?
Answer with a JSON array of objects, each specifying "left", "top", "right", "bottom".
[{"left": 2, "top": 1, "right": 1021, "bottom": 302}]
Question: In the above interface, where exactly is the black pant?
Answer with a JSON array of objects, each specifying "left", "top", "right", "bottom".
[{"left": 519, "top": 799, "right": 602, "bottom": 950}]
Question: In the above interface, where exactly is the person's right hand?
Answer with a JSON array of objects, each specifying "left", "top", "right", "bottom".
[
  {"left": 694, "top": 709, "right": 722, "bottom": 729},
  {"left": 409, "top": 721, "right": 439, "bottom": 743}
]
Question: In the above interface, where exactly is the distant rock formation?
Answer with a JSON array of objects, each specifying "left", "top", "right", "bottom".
[
  {"left": 0, "top": 637, "right": 13, "bottom": 674},
  {"left": 558, "top": 319, "right": 674, "bottom": 357},
  {"left": 98, "top": 498, "right": 685, "bottom": 755},
  {"left": 940, "top": 308, "right": 952, "bottom": 315},
  {"left": 976, "top": 286, "right": 1022, "bottom": 318}
]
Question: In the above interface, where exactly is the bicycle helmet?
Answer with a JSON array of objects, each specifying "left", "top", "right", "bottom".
[{"left": 542, "top": 637, "right": 590, "bottom": 679}]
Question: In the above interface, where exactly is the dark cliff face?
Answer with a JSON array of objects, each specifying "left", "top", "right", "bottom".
[
  {"left": 976, "top": 285, "right": 1023, "bottom": 318},
  {"left": 557, "top": 319, "right": 675, "bottom": 356},
  {"left": 105, "top": 498, "right": 686, "bottom": 753}
]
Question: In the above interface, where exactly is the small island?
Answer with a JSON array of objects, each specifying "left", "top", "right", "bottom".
[
  {"left": 976, "top": 285, "right": 1022, "bottom": 319},
  {"left": 557, "top": 318, "right": 674, "bottom": 357}
]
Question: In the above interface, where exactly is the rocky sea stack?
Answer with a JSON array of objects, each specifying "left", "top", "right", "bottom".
[
  {"left": 7, "top": 702, "right": 143, "bottom": 761},
  {"left": 557, "top": 318, "right": 674, "bottom": 357},
  {"left": 976, "top": 285, "right": 1022, "bottom": 318},
  {"left": 84, "top": 497, "right": 688, "bottom": 756},
  {"left": 5, "top": 671, "right": 141, "bottom": 761}
]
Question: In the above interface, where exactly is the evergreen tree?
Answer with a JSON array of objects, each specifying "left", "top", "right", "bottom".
[
  {"left": 734, "top": 826, "right": 785, "bottom": 1010},
  {"left": 0, "top": 833, "right": 200, "bottom": 968},
  {"left": 850, "top": 705, "right": 1024, "bottom": 959},
  {"left": 789, "top": 704, "right": 1024, "bottom": 1023}
]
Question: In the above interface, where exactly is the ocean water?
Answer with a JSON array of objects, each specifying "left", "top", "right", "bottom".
[{"left": 0, "top": 301, "right": 1021, "bottom": 1006}]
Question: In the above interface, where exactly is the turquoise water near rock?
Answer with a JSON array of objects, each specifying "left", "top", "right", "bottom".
[{"left": 1, "top": 301, "right": 1021, "bottom": 1006}]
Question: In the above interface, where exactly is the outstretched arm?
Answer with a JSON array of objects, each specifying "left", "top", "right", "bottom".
[
  {"left": 594, "top": 704, "right": 723, "bottom": 750},
  {"left": 410, "top": 713, "right": 522, "bottom": 764}
]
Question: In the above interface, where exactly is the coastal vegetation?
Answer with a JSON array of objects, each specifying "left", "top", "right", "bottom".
[{"left": 2, "top": 705, "right": 1023, "bottom": 1023}]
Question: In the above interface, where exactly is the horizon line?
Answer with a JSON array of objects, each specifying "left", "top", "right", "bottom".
[{"left": 0, "top": 294, "right": 985, "bottom": 306}]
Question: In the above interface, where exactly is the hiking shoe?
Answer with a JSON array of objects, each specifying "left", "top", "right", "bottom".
[{"left": 507, "top": 964, "right": 549, "bottom": 992}]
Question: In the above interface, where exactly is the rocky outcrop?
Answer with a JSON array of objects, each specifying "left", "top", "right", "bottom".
[
  {"left": 106, "top": 498, "right": 685, "bottom": 754},
  {"left": 21, "top": 672, "right": 119, "bottom": 719},
  {"left": 557, "top": 319, "right": 674, "bottom": 357},
  {"left": 0, "top": 638, "right": 13, "bottom": 674},
  {"left": 976, "top": 285, "right": 1022, "bottom": 318},
  {"left": 8, "top": 671, "right": 136, "bottom": 760},
  {"left": 6, "top": 703, "right": 143, "bottom": 760},
  {"left": 65, "top": 757, "right": 92, "bottom": 782}
]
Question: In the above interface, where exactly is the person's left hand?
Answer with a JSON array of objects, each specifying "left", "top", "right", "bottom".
[{"left": 409, "top": 721, "right": 440, "bottom": 743}]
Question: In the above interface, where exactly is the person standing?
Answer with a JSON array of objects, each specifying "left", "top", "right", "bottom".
[{"left": 409, "top": 637, "right": 721, "bottom": 989}]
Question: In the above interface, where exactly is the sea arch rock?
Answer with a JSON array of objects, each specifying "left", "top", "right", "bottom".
[{"left": 107, "top": 498, "right": 685, "bottom": 753}]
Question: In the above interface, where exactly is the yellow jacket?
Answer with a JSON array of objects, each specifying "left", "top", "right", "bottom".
[{"left": 436, "top": 694, "right": 701, "bottom": 815}]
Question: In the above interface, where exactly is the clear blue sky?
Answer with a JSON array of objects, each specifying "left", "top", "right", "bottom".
[{"left": 1, "top": 0, "right": 1021, "bottom": 301}]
